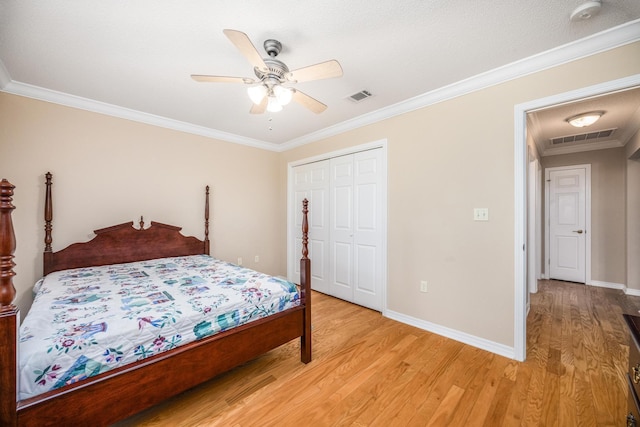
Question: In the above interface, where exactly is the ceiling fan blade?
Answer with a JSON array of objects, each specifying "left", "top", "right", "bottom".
[
  {"left": 223, "top": 29, "right": 268, "bottom": 73},
  {"left": 191, "top": 75, "right": 255, "bottom": 84},
  {"left": 288, "top": 60, "right": 343, "bottom": 83},
  {"left": 292, "top": 89, "right": 327, "bottom": 114},
  {"left": 250, "top": 97, "right": 268, "bottom": 114}
]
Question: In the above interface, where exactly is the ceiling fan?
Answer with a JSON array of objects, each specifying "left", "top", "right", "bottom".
[{"left": 191, "top": 29, "right": 343, "bottom": 114}]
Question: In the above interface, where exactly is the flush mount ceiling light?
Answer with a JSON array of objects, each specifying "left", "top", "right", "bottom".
[
  {"left": 570, "top": 1, "right": 602, "bottom": 21},
  {"left": 566, "top": 111, "right": 604, "bottom": 128}
]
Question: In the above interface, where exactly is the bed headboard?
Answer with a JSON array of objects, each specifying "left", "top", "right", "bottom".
[{"left": 43, "top": 172, "right": 210, "bottom": 275}]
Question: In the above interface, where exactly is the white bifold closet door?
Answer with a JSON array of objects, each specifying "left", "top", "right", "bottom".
[
  {"left": 292, "top": 159, "right": 331, "bottom": 294},
  {"left": 292, "top": 148, "right": 383, "bottom": 311}
]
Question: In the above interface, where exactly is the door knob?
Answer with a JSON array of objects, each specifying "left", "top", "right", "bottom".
[{"left": 572, "top": 230, "right": 584, "bottom": 234}]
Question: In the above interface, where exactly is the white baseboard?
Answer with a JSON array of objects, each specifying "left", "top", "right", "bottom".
[
  {"left": 384, "top": 310, "right": 515, "bottom": 360},
  {"left": 589, "top": 280, "right": 625, "bottom": 290},
  {"left": 625, "top": 288, "right": 640, "bottom": 297}
]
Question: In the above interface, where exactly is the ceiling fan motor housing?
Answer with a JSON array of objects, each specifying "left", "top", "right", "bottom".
[
  {"left": 255, "top": 58, "right": 289, "bottom": 82},
  {"left": 263, "top": 39, "right": 282, "bottom": 57},
  {"left": 252, "top": 39, "right": 290, "bottom": 83}
]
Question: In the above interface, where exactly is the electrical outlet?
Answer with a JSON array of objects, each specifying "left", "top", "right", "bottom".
[
  {"left": 473, "top": 208, "right": 489, "bottom": 221},
  {"left": 254, "top": 255, "right": 259, "bottom": 263},
  {"left": 237, "top": 257, "right": 243, "bottom": 266},
  {"left": 420, "top": 281, "right": 428, "bottom": 293}
]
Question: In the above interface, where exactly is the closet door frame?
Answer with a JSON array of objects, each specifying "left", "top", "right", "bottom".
[{"left": 287, "top": 139, "right": 388, "bottom": 314}]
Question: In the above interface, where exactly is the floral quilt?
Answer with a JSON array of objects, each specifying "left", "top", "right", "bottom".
[{"left": 18, "top": 255, "right": 300, "bottom": 400}]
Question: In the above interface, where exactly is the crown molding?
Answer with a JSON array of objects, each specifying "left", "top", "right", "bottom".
[
  {"left": 281, "top": 19, "right": 640, "bottom": 151},
  {"left": 0, "top": 80, "right": 276, "bottom": 151},
  {"left": 1, "top": 19, "right": 639, "bottom": 152}
]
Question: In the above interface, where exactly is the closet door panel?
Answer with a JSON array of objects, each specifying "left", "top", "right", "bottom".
[
  {"left": 292, "top": 147, "right": 383, "bottom": 311},
  {"left": 353, "top": 150, "right": 383, "bottom": 310},
  {"left": 330, "top": 155, "right": 355, "bottom": 301},
  {"left": 292, "top": 160, "right": 330, "bottom": 293}
]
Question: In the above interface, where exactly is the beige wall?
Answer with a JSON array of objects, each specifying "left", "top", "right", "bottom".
[
  {"left": 542, "top": 148, "right": 627, "bottom": 285},
  {"left": 0, "top": 92, "right": 283, "bottom": 315},
  {"left": 2, "top": 41, "right": 639, "bottom": 351},
  {"left": 627, "top": 130, "right": 640, "bottom": 291},
  {"left": 279, "top": 42, "right": 640, "bottom": 348}
]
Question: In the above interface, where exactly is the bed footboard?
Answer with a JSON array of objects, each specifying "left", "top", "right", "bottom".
[
  {"left": 300, "top": 198, "right": 311, "bottom": 363},
  {"left": 0, "top": 179, "right": 18, "bottom": 426},
  {"left": 0, "top": 177, "right": 312, "bottom": 426}
]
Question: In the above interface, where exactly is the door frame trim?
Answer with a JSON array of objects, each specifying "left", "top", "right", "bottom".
[
  {"left": 544, "top": 164, "right": 592, "bottom": 285},
  {"left": 286, "top": 139, "right": 388, "bottom": 314},
  {"left": 513, "top": 73, "right": 640, "bottom": 362},
  {"left": 527, "top": 157, "right": 540, "bottom": 296}
]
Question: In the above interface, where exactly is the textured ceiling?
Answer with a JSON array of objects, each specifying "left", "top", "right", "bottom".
[{"left": 1, "top": 1, "right": 640, "bottom": 150}]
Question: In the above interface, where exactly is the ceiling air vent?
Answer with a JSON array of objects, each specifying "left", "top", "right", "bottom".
[
  {"left": 347, "top": 90, "right": 373, "bottom": 103},
  {"left": 550, "top": 128, "right": 616, "bottom": 145}
]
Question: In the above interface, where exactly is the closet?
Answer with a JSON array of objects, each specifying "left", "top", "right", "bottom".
[{"left": 291, "top": 148, "right": 384, "bottom": 311}]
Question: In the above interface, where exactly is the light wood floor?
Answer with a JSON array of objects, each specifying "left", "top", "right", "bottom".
[{"left": 115, "top": 280, "right": 640, "bottom": 426}]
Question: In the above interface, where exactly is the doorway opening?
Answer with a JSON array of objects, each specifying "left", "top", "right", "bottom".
[{"left": 514, "top": 73, "right": 640, "bottom": 361}]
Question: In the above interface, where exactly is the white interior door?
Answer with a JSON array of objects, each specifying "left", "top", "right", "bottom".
[
  {"left": 292, "top": 160, "right": 330, "bottom": 293},
  {"left": 352, "top": 150, "right": 383, "bottom": 310},
  {"left": 548, "top": 167, "right": 587, "bottom": 283},
  {"left": 290, "top": 144, "right": 386, "bottom": 312},
  {"left": 329, "top": 150, "right": 383, "bottom": 310},
  {"left": 330, "top": 155, "right": 354, "bottom": 302}
]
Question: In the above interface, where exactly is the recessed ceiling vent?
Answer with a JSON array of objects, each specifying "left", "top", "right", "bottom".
[
  {"left": 347, "top": 90, "right": 372, "bottom": 103},
  {"left": 550, "top": 128, "right": 616, "bottom": 145}
]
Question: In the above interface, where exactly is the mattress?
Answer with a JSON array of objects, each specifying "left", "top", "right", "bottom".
[{"left": 18, "top": 255, "right": 300, "bottom": 400}]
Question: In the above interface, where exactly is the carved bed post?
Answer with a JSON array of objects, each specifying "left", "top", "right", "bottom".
[
  {"left": 300, "top": 198, "right": 311, "bottom": 363},
  {"left": 204, "top": 186, "right": 210, "bottom": 255},
  {"left": 0, "top": 179, "right": 18, "bottom": 426},
  {"left": 43, "top": 172, "right": 53, "bottom": 274},
  {"left": 0, "top": 180, "right": 16, "bottom": 308}
]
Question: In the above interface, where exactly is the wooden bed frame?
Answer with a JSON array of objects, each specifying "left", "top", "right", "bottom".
[{"left": 0, "top": 174, "right": 312, "bottom": 427}]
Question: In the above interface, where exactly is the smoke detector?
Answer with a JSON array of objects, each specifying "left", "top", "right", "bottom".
[{"left": 570, "top": 1, "right": 602, "bottom": 21}]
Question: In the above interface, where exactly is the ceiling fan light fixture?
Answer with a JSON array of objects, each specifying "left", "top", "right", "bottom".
[
  {"left": 247, "top": 85, "right": 267, "bottom": 105},
  {"left": 194, "top": 30, "right": 343, "bottom": 115},
  {"left": 273, "top": 85, "right": 293, "bottom": 106},
  {"left": 566, "top": 111, "right": 604, "bottom": 128},
  {"left": 267, "top": 96, "right": 283, "bottom": 113}
]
